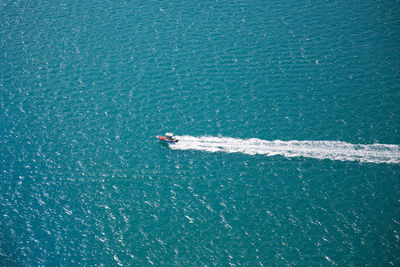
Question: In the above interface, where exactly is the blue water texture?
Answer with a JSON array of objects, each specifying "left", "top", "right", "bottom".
[{"left": 1, "top": 0, "right": 400, "bottom": 265}]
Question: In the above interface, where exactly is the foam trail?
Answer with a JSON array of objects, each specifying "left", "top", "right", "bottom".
[{"left": 170, "top": 136, "right": 400, "bottom": 164}]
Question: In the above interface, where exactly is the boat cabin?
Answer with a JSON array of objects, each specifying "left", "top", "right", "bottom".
[{"left": 165, "top": 132, "right": 174, "bottom": 140}]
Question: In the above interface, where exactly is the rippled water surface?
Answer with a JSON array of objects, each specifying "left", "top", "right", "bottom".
[{"left": 1, "top": 0, "right": 400, "bottom": 265}]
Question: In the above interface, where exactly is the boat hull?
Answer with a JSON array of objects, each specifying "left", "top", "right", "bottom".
[{"left": 156, "top": 135, "right": 178, "bottom": 143}]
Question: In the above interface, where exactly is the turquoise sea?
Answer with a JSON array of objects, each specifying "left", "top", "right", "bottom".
[{"left": 1, "top": 0, "right": 400, "bottom": 265}]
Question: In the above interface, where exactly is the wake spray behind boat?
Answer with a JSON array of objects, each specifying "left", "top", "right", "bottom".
[{"left": 156, "top": 133, "right": 178, "bottom": 143}]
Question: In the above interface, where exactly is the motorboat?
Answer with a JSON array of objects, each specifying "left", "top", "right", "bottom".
[{"left": 156, "top": 132, "right": 178, "bottom": 143}]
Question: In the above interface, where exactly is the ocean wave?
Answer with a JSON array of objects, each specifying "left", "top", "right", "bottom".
[{"left": 170, "top": 136, "right": 400, "bottom": 164}]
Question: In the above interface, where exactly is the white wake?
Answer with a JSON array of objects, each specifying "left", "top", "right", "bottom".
[{"left": 169, "top": 136, "right": 400, "bottom": 164}]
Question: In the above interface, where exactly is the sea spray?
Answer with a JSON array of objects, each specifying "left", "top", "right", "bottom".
[{"left": 170, "top": 136, "right": 400, "bottom": 164}]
